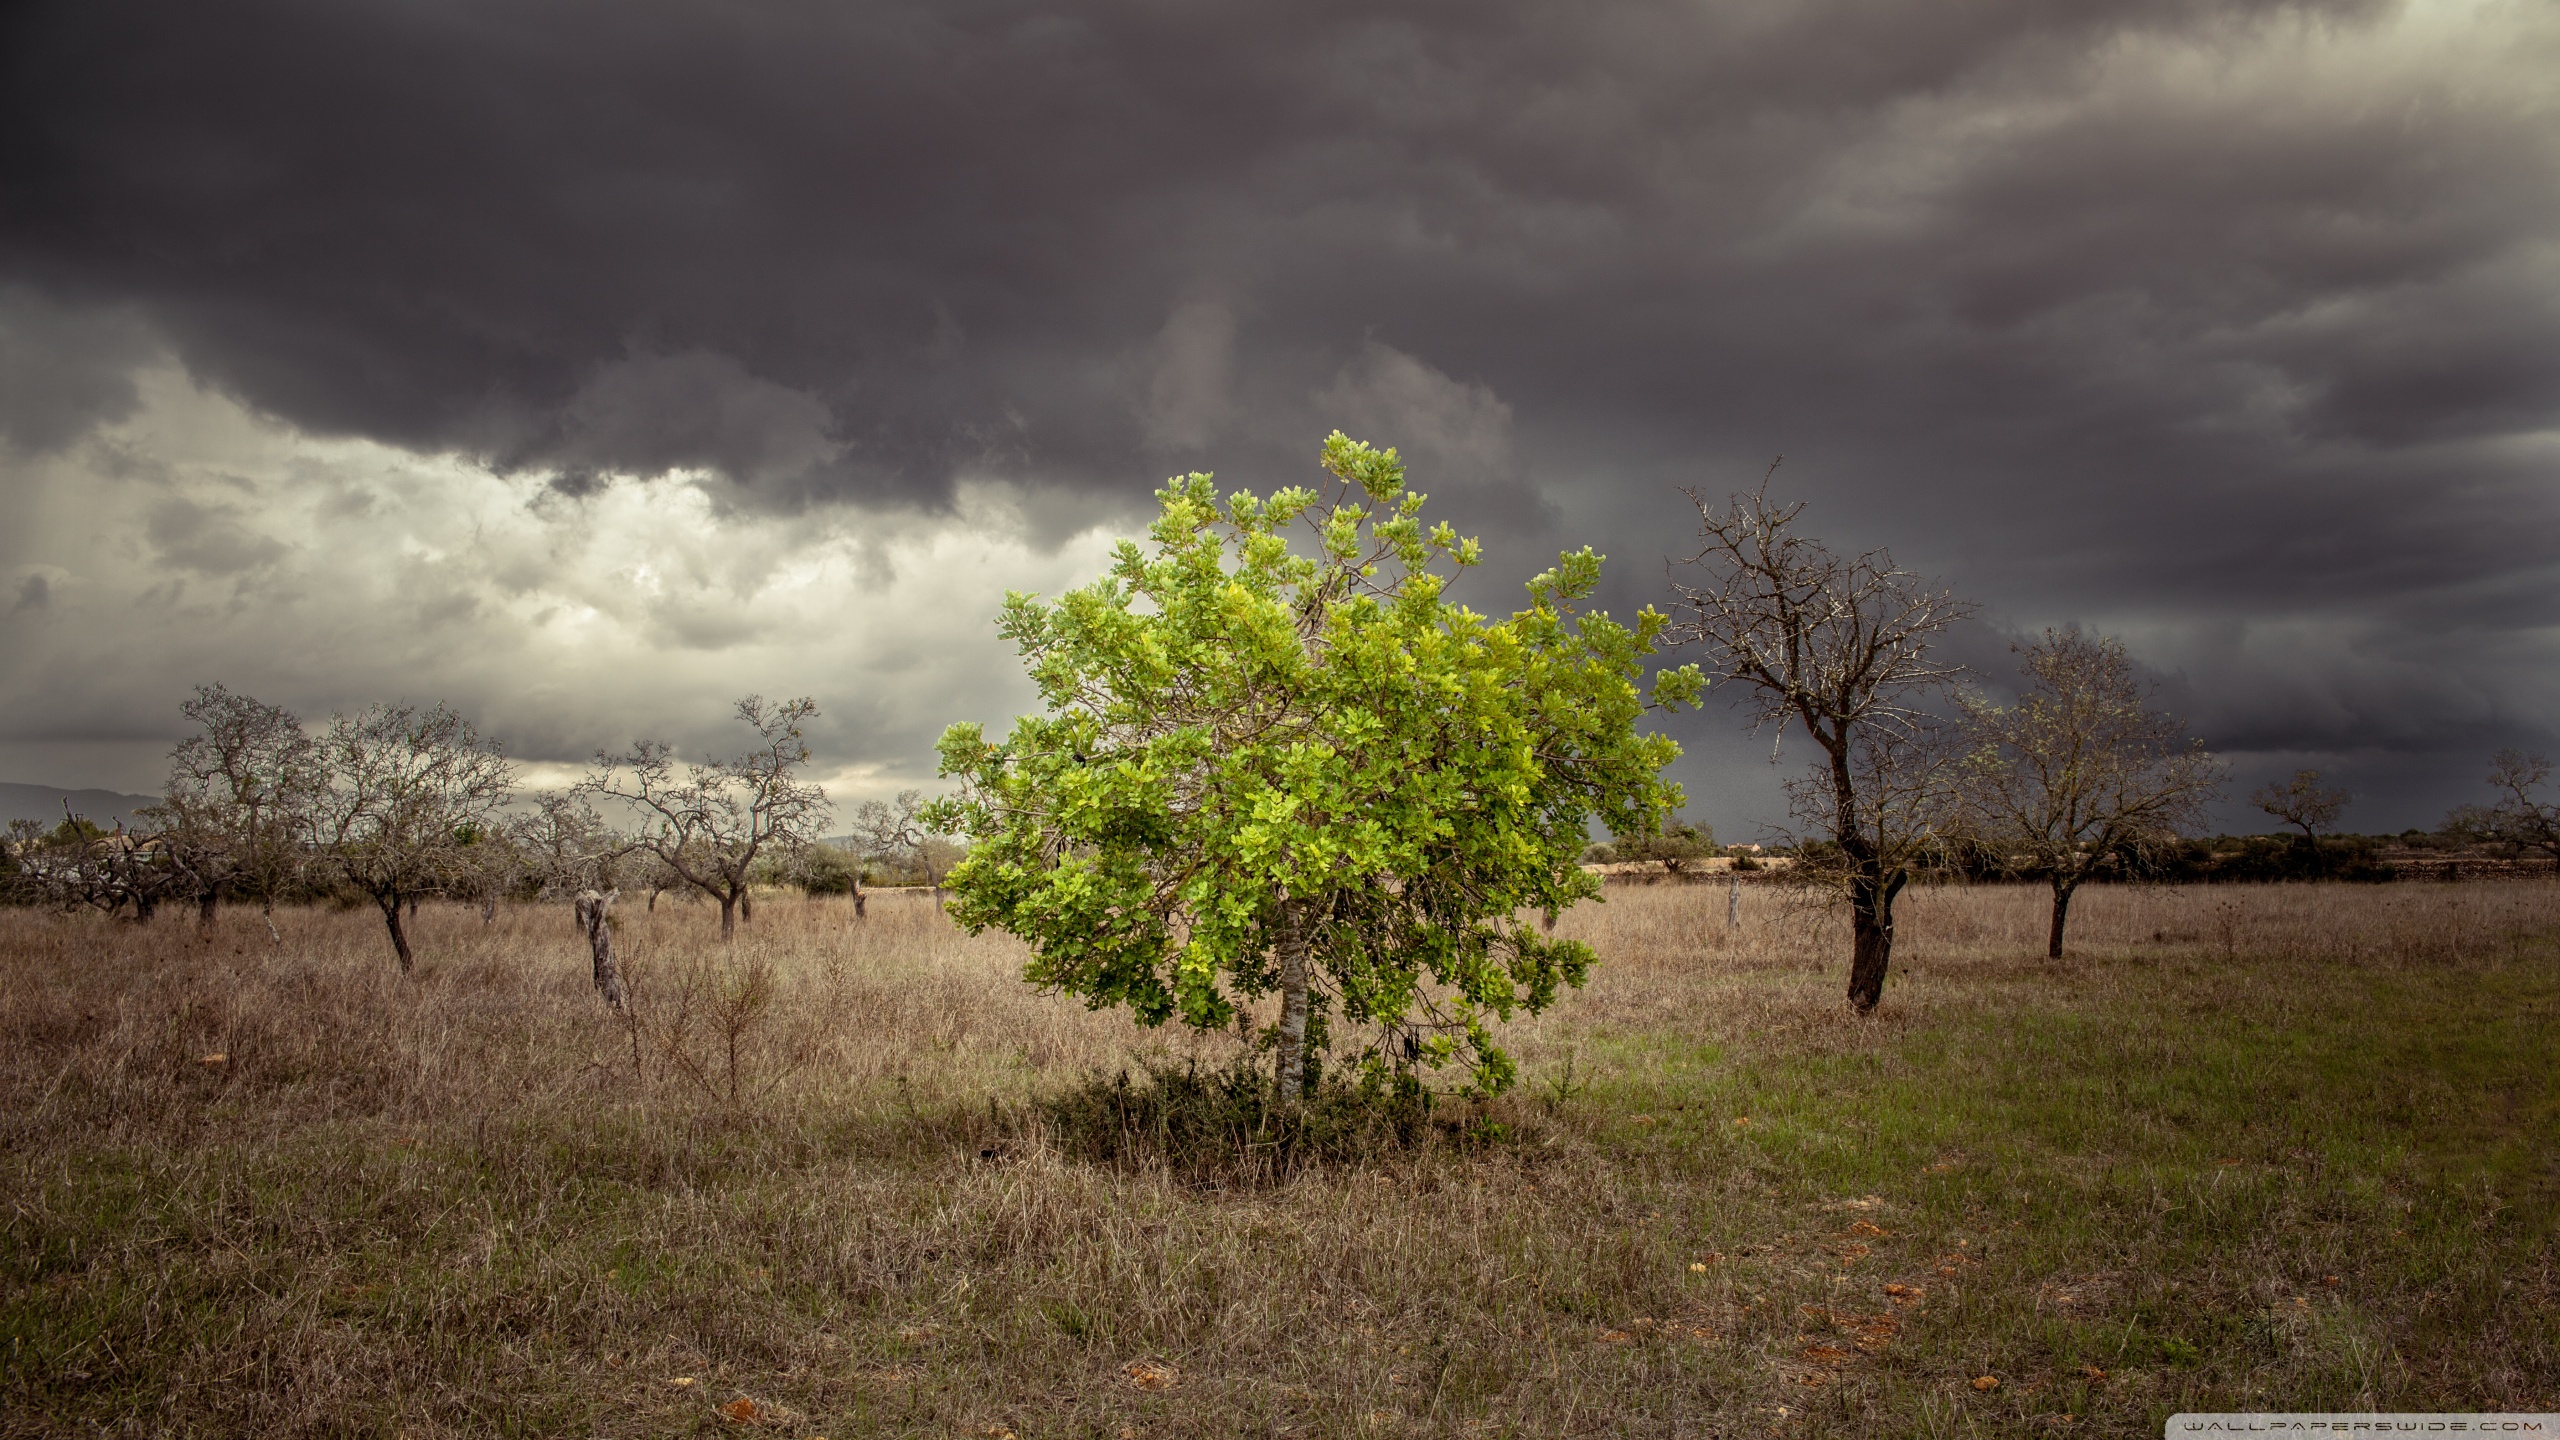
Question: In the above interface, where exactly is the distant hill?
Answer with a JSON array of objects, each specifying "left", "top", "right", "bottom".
[{"left": 0, "top": 782, "right": 162, "bottom": 831}]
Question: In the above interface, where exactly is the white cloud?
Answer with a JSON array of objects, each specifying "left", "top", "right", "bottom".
[{"left": 0, "top": 364, "right": 1133, "bottom": 799}]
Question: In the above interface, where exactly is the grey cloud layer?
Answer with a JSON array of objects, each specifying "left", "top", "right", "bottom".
[{"left": 3, "top": 0, "right": 2557, "bottom": 828}]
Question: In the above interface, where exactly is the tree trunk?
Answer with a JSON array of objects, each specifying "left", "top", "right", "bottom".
[
  {"left": 197, "top": 890, "right": 219, "bottom": 930},
  {"left": 480, "top": 891, "right": 497, "bottom": 925},
  {"left": 1272, "top": 898, "right": 1313, "bottom": 1101},
  {"left": 718, "top": 892, "right": 737, "bottom": 941},
  {"left": 260, "top": 896, "right": 281, "bottom": 946},
  {"left": 740, "top": 888, "right": 753, "bottom": 924},
  {"left": 379, "top": 892, "right": 415, "bottom": 972},
  {"left": 1831, "top": 739, "right": 1883, "bottom": 1012},
  {"left": 1846, "top": 867, "right": 1906, "bottom": 1013},
  {"left": 2047, "top": 880, "right": 2076, "bottom": 960},
  {"left": 574, "top": 890, "right": 627, "bottom": 1011}
]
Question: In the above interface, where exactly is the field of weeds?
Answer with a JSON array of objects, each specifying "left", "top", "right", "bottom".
[{"left": 2, "top": 881, "right": 2554, "bottom": 1437}]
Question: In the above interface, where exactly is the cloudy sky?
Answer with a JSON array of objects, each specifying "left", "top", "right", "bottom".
[{"left": 3, "top": 0, "right": 2555, "bottom": 834}]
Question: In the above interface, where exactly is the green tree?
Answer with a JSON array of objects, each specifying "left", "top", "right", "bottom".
[
  {"left": 927, "top": 434, "right": 1698, "bottom": 1097},
  {"left": 1597, "top": 816, "right": 1716, "bottom": 869}
]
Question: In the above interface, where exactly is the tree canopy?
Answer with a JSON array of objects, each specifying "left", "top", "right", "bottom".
[
  {"left": 311, "top": 702, "right": 516, "bottom": 970},
  {"left": 145, "top": 684, "right": 323, "bottom": 936},
  {"left": 927, "top": 434, "right": 1697, "bottom": 1096},
  {"left": 2254, "top": 769, "right": 2349, "bottom": 849}
]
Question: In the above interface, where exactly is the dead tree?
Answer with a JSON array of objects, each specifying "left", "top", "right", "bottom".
[
  {"left": 583, "top": 695, "right": 830, "bottom": 941},
  {"left": 1956, "top": 630, "right": 2222, "bottom": 958},
  {"left": 1668, "top": 469, "right": 1972, "bottom": 1012},
  {"left": 573, "top": 889, "right": 629, "bottom": 1011}
]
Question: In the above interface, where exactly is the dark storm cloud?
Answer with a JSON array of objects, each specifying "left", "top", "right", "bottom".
[
  {"left": 0, "top": 0, "right": 2432, "bottom": 497},
  {"left": 3, "top": 0, "right": 2557, "bottom": 825},
  {"left": 0, "top": 289, "right": 154, "bottom": 454}
]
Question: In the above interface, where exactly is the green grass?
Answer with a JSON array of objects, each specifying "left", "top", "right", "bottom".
[
  {"left": 1573, "top": 953, "right": 2558, "bottom": 1422},
  {"left": 1, "top": 886, "right": 2554, "bottom": 1437}
]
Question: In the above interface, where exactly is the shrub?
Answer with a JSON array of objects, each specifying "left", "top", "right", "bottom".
[
  {"left": 1603, "top": 818, "right": 1716, "bottom": 869},
  {"left": 1040, "top": 1056, "right": 1502, "bottom": 1182}
]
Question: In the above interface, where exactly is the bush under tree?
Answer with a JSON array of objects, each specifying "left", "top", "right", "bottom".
[{"left": 1591, "top": 816, "right": 1716, "bottom": 869}]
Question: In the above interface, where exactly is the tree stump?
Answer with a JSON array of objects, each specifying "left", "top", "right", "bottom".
[{"left": 574, "top": 890, "right": 627, "bottom": 1012}]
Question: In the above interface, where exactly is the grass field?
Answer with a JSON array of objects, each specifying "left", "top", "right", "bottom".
[{"left": 2, "top": 881, "right": 2554, "bottom": 1437}]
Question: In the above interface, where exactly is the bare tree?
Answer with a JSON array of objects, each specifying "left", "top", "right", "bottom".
[
  {"left": 1777, "top": 721, "right": 1964, "bottom": 946},
  {"left": 1957, "top": 630, "right": 2222, "bottom": 959},
  {"left": 634, "top": 846, "right": 687, "bottom": 913},
  {"left": 583, "top": 695, "right": 830, "bottom": 941},
  {"left": 849, "top": 788, "right": 952, "bottom": 905},
  {"left": 2452, "top": 751, "right": 2560, "bottom": 864},
  {"left": 143, "top": 684, "right": 324, "bottom": 940},
  {"left": 2252, "top": 769, "right": 2348, "bottom": 862},
  {"left": 510, "top": 791, "right": 631, "bottom": 908},
  {"left": 312, "top": 702, "right": 517, "bottom": 970},
  {"left": 1667, "top": 472, "right": 1973, "bottom": 1012},
  {"left": 449, "top": 821, "right": 523, "bottom": 924},
  {"left": 13, "top": 806, "right": 182, "bottom": 920}
]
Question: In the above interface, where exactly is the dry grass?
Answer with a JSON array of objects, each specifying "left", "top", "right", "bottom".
[{"left": 2, "top": 881, "right": 2554, "bottom": 1437}]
